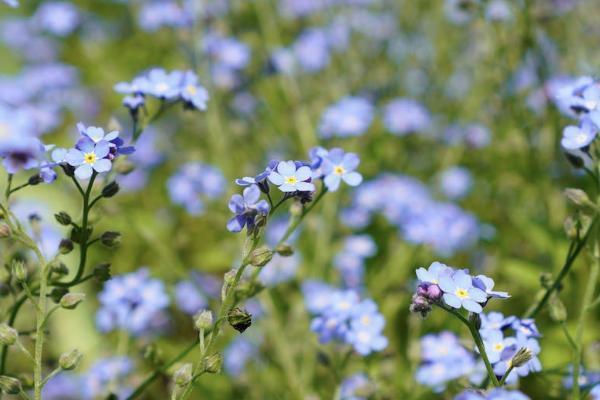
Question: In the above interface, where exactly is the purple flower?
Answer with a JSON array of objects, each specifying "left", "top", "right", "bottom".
[
  {"left": 439, "top": 270, "right": 487, "bottom": 313},
  {"left": 268, "top": 161, "right": 315, "bottom": 192},
  {"left": 66, "top": 140, "right": 111, "bottom": 179},
  {"left": 227, "top": 184, "right": 270, "bottom": 233},
  {"left": 321, "top": 148, "right": 363, "bottom": 191}
]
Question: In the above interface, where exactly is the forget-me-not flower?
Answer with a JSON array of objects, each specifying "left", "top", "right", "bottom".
[
  {"left": 268, "top": 160, "right": 315, "bottom": 192},
  {"left": 66, "top": 139, "right": 111, "bottom": 179},
  {"left": 227, "top": 184, "right": 270, "bottom": 233},
  {"left": 439, "top": 270, "right": 487, "bottom": 313},
  {"left": 321, "top": 148, "right": 363, "bottom": 191}
]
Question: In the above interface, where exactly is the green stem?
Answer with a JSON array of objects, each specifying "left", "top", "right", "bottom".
[
  {"left": 441, "top": 306, "right": 500, "bottom": 387},
  {"left": 0, "top": 295, "right": 27, "bottom": 374},
  {"left": 524, "top": 216, "right": 598, "bottom": 318},
  {"left": 32, "top": 247, "right": 48, "bottom": 400},
  {"left": 572, "top": 241, "right": 600, "bottom": 399},
  {"left": 498, "top": 365, "right": 514, "bottom": 386},
  {"left": 54, "top": 172, "right": 96, "bottom": 287}
]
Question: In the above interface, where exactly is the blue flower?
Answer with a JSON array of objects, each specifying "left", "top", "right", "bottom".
[
  {"left": 82, "top": 357, "right": 133, "bottom": 400},
  {"left": 167, "top": 162, "right": 225, "bottom": 215},
  {"left": 340, "top": 373, "right": 370, "bottom": 400},
  {"left": 510, "top": 318, "right": 541, "bottom": 340},
  {"left": 66, "top": 139, "right": 112, "bottom": 179},
  {"left": 174, "top": 280, "right": 208, "bottom": 316},
  {"left": 227, "top": 184, "right": 270, "bottom": 233},
  {"left": 561, "top": 118, "right": 598, "bottom": 150},
  {"left": 455, "top": 388, "right": 530, "bottom": 400},
  {"left": 416, "top": 261, "right": 452, "bottom": 285},
  {"left": 34, "top": 2, "right": 80, "bottom": 37},
  {"left": 235, "top": 160, "right": 278, "bottom": 187},
  {"left": 482, "top": 330, "right": 514, "bottom": 364},
  {"left": 319, "top": 97, "right": 374, "bottom": 138},
  {"left": 258, "top": 253, "right": 299, "bottom": 286},
  {"left": 96, "top": 268, "right": 170, "bottom": 336},
  {"left": 480, "top": 312, "right": 516, "bottom": 338},
  {"left": 321, "top": 148, "right": 363, "bottom": 191},
  {"left": 180, "top": 71, "right": 209, "bottom": 110},
  {"left": 493, "top": 336, "right": 541, "bottom": 382},
  {"left": 439, "top": 166, "right": 473, "bottom": 200},
  {"left": 383, "top": 98, "right": 431, "bottom": 136},
  {"left": 472, "top": 275, "right": 510, "bottom": 299},
  {"left": 346, "top": 300, "right": 388, "bottom": 355},
  {"left": 268, "top": 160, "right": 315, "bottom": 192},
  {"left": 224, "top": 336, "right": 259, "bottom": 376},
  {"left": 439, "top": 270, "right": 487, "bottom": 313}
]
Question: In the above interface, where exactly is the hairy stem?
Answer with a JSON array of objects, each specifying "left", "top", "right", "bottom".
[{"left": 32, "top": 248, "right": 48, "bottom": 400}]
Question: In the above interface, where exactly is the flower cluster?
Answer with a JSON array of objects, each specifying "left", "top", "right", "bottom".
[
  {"left": 114, "top": 68, "right": 209, "bottom": 113},
  {"left": 339, "top": 373, "right": 372, "bottom": 400},
  {"left": 454, "top": 388, "right": 530, "bottom": 400},
  {"left": 228, "top": 147, "right": 362, "bottom": 233},
  {"left": 415, "top": 332, "right": 476, "bottom": 391},
  {"left": 333, "top": 234, "right": 377, "bottom": 288},
  {"left": 302, "top": 281, "right": 387, "bottom": 356},
  {"left": 167, "top": 162, "right": 225, "bottom": 215},
  {"left": 96, "top": 268, "right": 170, "bottom": 336},
  {"left": 410, "top": 262, "right": 508, "bottom": 315},
  {"left": 174, "top": 271, "right": 221, "bottom": 316},
  {"left": 343, "top": 175, "right": 480, "bottom": 255}
]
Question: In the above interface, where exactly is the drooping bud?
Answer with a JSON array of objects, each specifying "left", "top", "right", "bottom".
[
  {"left": 100, "top": 231, "right": 121, "bottom": 247},
  {"left": 409, "top": 294, "right": 431, "bottom": 317},
  {"left": 58, "top": 239, "right": 74, "bottom": 255},
  {"left": 54, "top": 212, "right": 72, "bottom": 226},
  {"left": 101, "top": 181, "right": 120, "bottom": 198},
  {"left": 202, "top": 353, "right": 223, "bottom": 374},
  {"left": 194, "top": 310, "right": 213, "bottom": 331},
  {"left": 249, "top": 246, "right": 273, "bottom": 267},
  {"left": 564, "top": 188, "right": 597, "bottom": 213},
  {"left": 227, "top": 307, "right": 252, "bottom": 333},
  {"left": 563, "top": 217, "right": 578, "bottom": 240},
  {"left": 510, "top": 347, "right": 533, "bottom": 368},
  {"left": 60, "top": 293, "right": 85, "bottom": 310},
  {"left": 11, "top": 261, "right": 26, "bottom": 282},
  {"left": 93, "top": 263, "right": 112, "bottom": 282},
  {"left": 0, "top": 324, "right": 18, "bottom": 346},
  {"left": 0, "top": 224, "right": 10, "bottom": 238},
  {"left": 49, "top": 287, "right": 69, "bottom": 303},
  {"left": 275, "top": 243, "right": 294, "bottom": 257},
  {"left": 59, "top": 349, "right": 83, "bottom": 370},
  {"left": 173, "top": 363, "right": 193, "bottom": 387},
  {"left": 0, "top": 376, "right": 21, "bottom": 394},
  {"left": 51, "top": 263, "right": 69, "bottom": 277},
  {"left": 27, "top": 174, "right": 43, "bottom": 186}
]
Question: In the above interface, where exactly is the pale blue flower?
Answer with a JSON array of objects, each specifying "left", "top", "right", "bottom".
[
  {"left": 321, "top": 148, "right": 363, "bottom": 191},
  {"left": 66, "top": 140, "right": 111, "bottom": 179},
  {"left": 439, "top": 270, "right": 487, "bottom": 313},
  {"left": 268, "top": 161, "right": 315, "bottom": 192}
]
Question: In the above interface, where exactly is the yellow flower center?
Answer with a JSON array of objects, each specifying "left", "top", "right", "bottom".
[
  {"left": 155, "top": 82, "right": 169, "bottom": 93},
  {"left": 360, "top": 315, "right": 370, "bottom": 326},
  {"left": 334, "top": 165, "right": 346, "bottom": 175},
  {"left": 493, "top": 343, "right": 504, "bottom": 352},
  {"left": 186, "top": 85, "right": 197, "bottom": 95},
  {"left": 84, "top": 152, "right": 96, "bottom": 165},
  {"left": 285, "top": 176, "right": 298, "bottom": 185},
  {"left": 455, "top": 288, "right": 469, "bottom": 299}
]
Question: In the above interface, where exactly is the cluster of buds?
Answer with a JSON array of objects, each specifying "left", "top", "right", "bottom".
[{"left": 409, "top": 282, "right": 442, "bottom": 317}]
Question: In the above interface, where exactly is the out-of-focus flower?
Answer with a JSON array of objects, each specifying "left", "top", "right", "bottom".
[
  {"left": 167, "top": 162, "right": 225, "bottom": 215},
  {"left": 258, "top": 253, "right": 300, "bottom": 286},
  {"left": 438, "top": 166, "right": 472, "bottom": 200},
  {"left": 455, "top": 388, "right": 530, "bottom": 400},
  {"left": 319, "top": 97, "right": 374, "bottom": 138},
  {"left": 561, "top": 119, "right": 598, "bottom": 150},
  {"left": 82, "top": 357, "right": 133, "bottom": 400},
  {"left": 383, "top": 98, "right": 431, "bottom": 136},
  {"left": 321, "top": 148, "right": 363, "bottom": 192},
  {"left": 224, "top": 336, "right": 260, "bottom": 376},
  {"left": 34, "top": 2, "right": 80, "bottom": 36},
  {"left": 340, "top": 373, "right": 371, "bottom": 400},
  {"left": 96, "top": 268, "right": 170, "bottom": 336}
]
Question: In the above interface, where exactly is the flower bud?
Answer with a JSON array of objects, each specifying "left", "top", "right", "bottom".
[
  {"left": 469, "top": 312, "right": 482, "bottom": 330},
  {"left": 60, "top": 293, "right": 85, "bottom": 310},
  {"left": 49, "top": 287, "right": 69, "bottom": 304},
  {"left": 564, "top": 188, "right": 597, "bottom": 213},
  {"left": 59, "top": 349, "right": 83, "bottom": 370},
  {"left": 227, "top": 307, "right": 252, "bottom": 333},
  {"left": 58, "top": 239, "right": 74, "bottom": 255},
  {"left": 0, "top": 224, "right": 10, "bottom": 238},
  {"left": 510, "top": 347, "right": 533, "bottom": 368},
  {"left": 249, "top": 246, "right": 273, "bottom": 267},
  {"left": 101, "top": 181, "right": 120, "bottom": 198},
  {"left": 173, "top": 363, "right": 193, "bottom": 387},
  {"left": 11, "top": 261, "right": 26, "bottom": 282},
  {"left": 100, "top": 231, "right": 121, "bottom": 247},
  {"left": 0, "top": 324, "right": 18, "bottom": 346},
  {"left": 60, "top": 163, "right": 75, "bottom": 177},
  {"left": 563, "top": 217, "right": 578, "bottom": 240},
  {"left": 275, "top": 243, "right": 294, "bottom": 257},
  {"left": 202, "top": 353, "right": 223, "bottom": 374},
  {"left": 0, "top": 375, "right": 21, "bottom": 394},
  {"left": 27, "top": 174, "right": 43, "bottom": 186},
  {"left": 194, "top": 310, "right": 213, "bottom": 331},
  {"left": 93, "top": 263, "right": 112, "bottom": 282},
  {"left": 549, "top": 296, "right": 567, "bottom": 322},
  {"left": 409, "top": 294, "right": 431, "bottom": 317},
  {"left": 54, "top": 212, "right": 72, "bottom": 226},
  {"left": 51, "top": 263, "right": 69, "bottom": 277}
]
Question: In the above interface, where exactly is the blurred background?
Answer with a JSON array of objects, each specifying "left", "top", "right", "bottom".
[{"left": 0, "top": 0, "right": 598, "bottom": 398}]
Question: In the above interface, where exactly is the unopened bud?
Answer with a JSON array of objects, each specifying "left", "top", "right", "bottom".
[
  {"left": 60, "top": 293, "right": 85, "bottom": 310},
  {"left": 249, "top": 246, "right": 273, "bottom": 267},
  {"left": 409, "top": 294, "right": 431, "bottom": 317},
  {"left": 0, "top": 224, "right": 10, "bottom": 238},
  {"left": 549, "top": 296, "right": 567, "bottom": 322},
  {"left": 0, "top": 376, "right": 21, "bottom": 394},
  {"left": 0, "top": 324, "right": 18, "bottom": 346},
  {"left": 58, "top": 239, "right": 74, "bottom": 255},
  {"left": 93, "top": 263, "right": 112, "bottom": 282},
  {"left": 101, "top": 181, "right": 120, "bottom": 198},
  {"left": 173, "top": 363, "right": 193, "bottom": 387},
  {"left": 100, "top": 231, "right": 121, "bottom": 247},
  {"left": 12, "top": 261, "right": 26, "bottom": 282},
  {"left": 51, "top": 263, "right": 69, "bottom": 277},
  {"left": 194, "top": 310, "right": 213, "bottom": 331},
  {"left": 27, "top": 174, "right": 43, "bottom": 186},
  {"left": 227, "top": 307, "right": 252, "bottom": 333},
  {"left": 564, "top": 188, "right": 597, "bottom": 213},
  {"left": 49, "top": 287, "right": 69, "bottom": 304},
  {"left": 275, "top": 243, "right": 294, "bottom": 257},
  {"left": 54, "top": 212, "right": 72, "bottom": 226},
  {"left": 202, "top": 353, "right": 223, "bottom": 374},
  {"left": 511, "top": 347, "right": 533, "bottom": 368},
  {"left": 59, "top": 349, "right": 82, "bottom": 370}
]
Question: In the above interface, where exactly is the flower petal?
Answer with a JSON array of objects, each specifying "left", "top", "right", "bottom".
[
  {"left": 94, "top": 141, "right": 110, "bottom": 158},
  {"left": 277, "top": 161, "right": 296, "bottom": 175},
  {"left": 463, "top": 299, "right": 483, "bottom": 313},
  {"left": 75, "top": 164, "right": 93, "bottom": 180},
  {"left": 93, "top": 158, "right": 112, "bottom": 173},
  {"left": 342, "top": 172, "right": 362, "bottom": 186},
  {"left": 324, "top": 174, "right": 341, "bottom": 191},
  {"left": 268, "top": 171, "right": 284, "bottom": 185},
  {"left": 65, "top": 149, "right": 84, "bottom": 166},
  {"left": 443, "top": 293, "right": 461, "bottom": 309},
  {"left": 295, "top": 166, "right": 312, "bottom": 181},
  {"left": 295, "top": 181, "right": 315, "bottom": 192}
]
